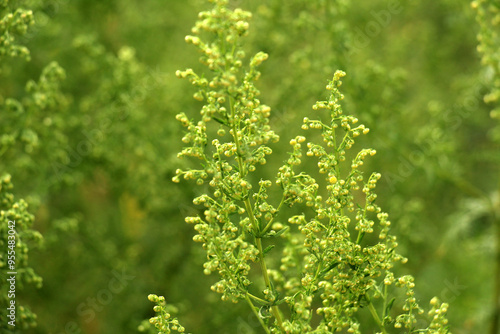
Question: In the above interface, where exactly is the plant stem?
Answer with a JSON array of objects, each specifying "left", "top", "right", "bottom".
[
  {"left": 261, "top": 196, "right": 285, "bottom": 235},
  {"left": 255, "top": 235, "right": 285, "bottom": 329},
  {"left": 247, "top": 292, "right": 268, "bottom": 305},
  {"left": 382, "top": 284, "right": 388, "bottom": 320},
  {"left": 492, "top": 217, "right": 500, "bottom": 334},
  {"left": 491, "top": 177, "right": 500, "bottom": 334},
  {"left": 366, "top": 294, "right": 388, "bottom": 334},
  {"left": 245, "top": 294, "right": 271, "bottom": 334}
]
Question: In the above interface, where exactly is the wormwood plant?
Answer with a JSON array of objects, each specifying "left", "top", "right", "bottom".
[{"left": 148, "top": 1, "right": 451, "bottom": 333}]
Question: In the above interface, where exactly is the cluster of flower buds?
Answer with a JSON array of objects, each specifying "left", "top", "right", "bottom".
[{"left": 147, "top": 294, "right": 186, "bottom": 333}]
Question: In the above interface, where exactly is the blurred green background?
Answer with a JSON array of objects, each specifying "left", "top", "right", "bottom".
[{"left": 1, "top": 0, "right": 498, "bottom": 333}]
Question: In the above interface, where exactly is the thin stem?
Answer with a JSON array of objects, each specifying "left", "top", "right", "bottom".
[
  {"left": 382, "top": 283, "right": 389, "bottom": 320},
  {"left": 244, "top": 197, "right": 259, "bottom": 233},
  {"left": 247, "top": 292, "right": 268, "bottom": 305},
  {"left": 261, "top": 195, "right": 286, "bottom": 235},
  {"left": 491, "top": 176, "right": 500, "bottom": 334},
  {"left": 245, "top": 294, "right": 271, "bottom": 334},
  {"left": 366, "top": 294, "right": 388, "bottom": 334},
  {"left": 255, "top": 237, "right": 285, "bottom": 329},
  {"left": 492, "top": 215, "right": 500, "bottom": 334}
]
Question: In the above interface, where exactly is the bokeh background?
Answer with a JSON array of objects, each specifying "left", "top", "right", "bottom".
[{"left": 1, "top": 0, "right": 499, "bottom": 333}]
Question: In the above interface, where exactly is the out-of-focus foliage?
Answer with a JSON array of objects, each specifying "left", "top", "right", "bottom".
[
  {"left": 0, "top": 0, "right": 33, "bottom": 61},
  {"left": 1, "top": 1, "right": 43, "bottom": 332},
  {"left": 472, "top": 1, "right": 500, "bottom": 333},
  {"left": 0, "top": 0, "right": 498, "bottom": 333},
  {"left": 0, "top": 174, "right": 42, "bottom": 332},
  {"left": 473, "top": 0, "right": 500, "bottom": 133}
]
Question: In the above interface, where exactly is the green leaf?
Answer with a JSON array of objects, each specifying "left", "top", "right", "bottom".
[
  {"left": 213, "top": 116, "right": 227, "bottom": 126},
  {"left": 320, "top": 262, "right": 339, "bottom": 276},
  {"left": 262, "top": 226, "right": 289, "bottom": 238},
  {"left": 385, "top": 297, "right": 396, "bottom": 316},
  {"left": 263, "top": 245, "right": 275, "bottom": 256}
]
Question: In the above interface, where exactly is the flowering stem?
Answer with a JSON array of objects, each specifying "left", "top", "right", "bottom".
[{"left": 229, "top": 96, "right": 285, "bottom": 331}]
